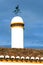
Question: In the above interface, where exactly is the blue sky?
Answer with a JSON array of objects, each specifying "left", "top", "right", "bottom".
[{"left": 0, "top": 0, "right": 43, "bottom": 48}]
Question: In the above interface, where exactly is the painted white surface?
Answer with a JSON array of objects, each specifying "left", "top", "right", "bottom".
[
  {"left": 40, "top": 57, "right": 43, "bottom": 60},
  {"left": 31, "top": 57, "right": 35, "bottom": 60},
  {"left": 21, "top": 56, "right": 25, "bottom": 59},
  {"left": 11, "top": 16, "right": 24, "bottom": 48},
  {"left": 0, "top": 55, "right": 4, "bottom": 58},
  {"left": 26, "top": 56, "right": 30, "bottom": 59},
  {"left": 11, "top": 56, "right": 15, "bottom": 59},
  {"left": 0, "top": 62, "right": 43, "bottom": 65},
  {"left": 16, "top": 56, "right": 20, "bottom": 59},
  {"left": 5, "top": 55, "right": 9, "bottom": 58},
  {"left": 11, "top": 28, "right": 24, "bottom": 48},
  {"left": 11, "top": 16, "right": 24, "bottom": 24},
  {"left": 35, "top": 57, "right": 39, "bottom": 60}
]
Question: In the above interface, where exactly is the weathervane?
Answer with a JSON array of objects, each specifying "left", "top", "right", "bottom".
[{"left": 13, "top": 5, "right": 21, "bottom": 15}]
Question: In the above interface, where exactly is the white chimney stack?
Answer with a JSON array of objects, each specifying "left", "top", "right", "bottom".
[{"left": 11, "top": 16, "right": 24, "bottom": 48}]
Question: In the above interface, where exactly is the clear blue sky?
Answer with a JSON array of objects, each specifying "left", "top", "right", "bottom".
[{"left": 0, "top": 0, "right": 43, "bottom": 48}]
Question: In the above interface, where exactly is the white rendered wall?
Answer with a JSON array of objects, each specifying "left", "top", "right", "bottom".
[
  {"left": 0, "top": 62, "right": 43, "bottom": 65},
  {"left": 11, "top": 27, "right": 24, "bottom": 48}
]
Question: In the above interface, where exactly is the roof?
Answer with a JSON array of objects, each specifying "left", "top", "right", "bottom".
[
  {"left": 0, "top": 48, "right": 43, "bottom": 57},
  {"left": 0, "top": 48, "right": 43, "bottom": 62},
  {"left": 11, "top": 16, "right": 24, "bottom": 24}
]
